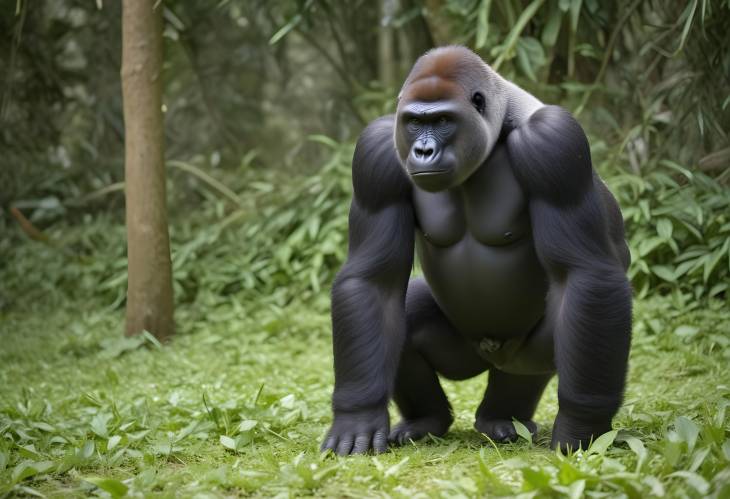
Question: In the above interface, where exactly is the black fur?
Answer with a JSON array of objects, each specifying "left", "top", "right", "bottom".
[{"left": 321, "top": 117, "right": 414, "bottom": 455}]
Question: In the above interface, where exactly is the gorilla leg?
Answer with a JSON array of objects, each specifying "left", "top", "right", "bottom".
[
  {"left": 389, "top": 278, "right": 489, "bottom": 445},
  {"left": 474, "top": 370, "right": 552, "bottom": 442}
]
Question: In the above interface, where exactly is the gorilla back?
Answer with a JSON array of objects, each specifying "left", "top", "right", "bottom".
[{"left": 322, "top": 46, "right": 632, "bottom": 456}]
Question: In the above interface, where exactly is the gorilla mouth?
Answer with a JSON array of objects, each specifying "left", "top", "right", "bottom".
[{"left": 410, "top": 169, "right": 449, "bottom": 176}]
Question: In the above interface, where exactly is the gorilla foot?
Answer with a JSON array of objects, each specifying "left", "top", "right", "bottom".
[
  {"left": 388, "top": 416, "right": 452, "bottom": 446},
  {"left": 474, "top": 418, "right": 537, "bottom": 443}
]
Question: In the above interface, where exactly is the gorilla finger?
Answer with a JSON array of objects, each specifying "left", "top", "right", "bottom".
[
  {"left": 372, "top": 430, "right": 388, "bottom": 453},
  {"left": 398, "top": 431, "right": 413, "bottom": 446},
  {"left": 496, "top": 428, "right": 517, "bottom": 442},
  {"left": 352, "top": 433, "right": 372, "bottom": 454},
  {"left": 336, "top": 435, "right": 355, "bottom": 456},
  {"left": 321, "top": 436, "right": 337, "bottom": 453}
]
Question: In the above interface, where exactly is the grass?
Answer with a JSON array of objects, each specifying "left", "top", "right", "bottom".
[{"left": 1, "top": 283, "right": 729, "bottom": 497}]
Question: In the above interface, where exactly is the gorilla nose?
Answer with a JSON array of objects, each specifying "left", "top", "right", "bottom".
[{"left": 411, "top": 138, "right": 439, "bottom": 164}]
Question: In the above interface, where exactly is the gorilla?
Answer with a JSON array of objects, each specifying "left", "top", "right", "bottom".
[{"left": 321, "top": 46, "right": 632, "bottom": 455}]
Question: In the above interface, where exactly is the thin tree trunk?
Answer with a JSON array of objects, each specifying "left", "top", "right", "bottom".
[
  {"left": 423, "top": 0, "right": 453, "bottom": 47},
  {"left": 378, "top": 0, "right": 397, "bottom": 88},
  {"left": 121, "top": 0, "right": 174, "bottom": 340}
]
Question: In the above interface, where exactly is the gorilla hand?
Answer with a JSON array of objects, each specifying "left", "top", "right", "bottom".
[
  {"left": 550, "top": 411, "right": 612, "bottom": 452},
  {"left": 321, "top": 406, "right": 390, "bottom": 455}
]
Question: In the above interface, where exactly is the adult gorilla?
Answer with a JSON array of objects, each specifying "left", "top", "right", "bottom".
[{"left": 321, "top": 46, "right": 632, "bottom": 455}]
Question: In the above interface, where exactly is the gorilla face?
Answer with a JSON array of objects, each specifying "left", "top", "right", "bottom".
[
  {"left": 394, "top": 48, "right": 505, "bottom": 192},
  {"left": 395, "top": 94, "right": 491, "bottom": 192}
]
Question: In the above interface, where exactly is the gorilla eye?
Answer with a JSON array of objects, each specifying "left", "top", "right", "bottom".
[
  {"left": 437, "top": 116, "right": 448, "bottom": 126},
  {"left": 471, "top": 92, "right": 486, "bottom": 114},
  {"left": 408, "top": 118, "right": 421, "bottom": 128}
]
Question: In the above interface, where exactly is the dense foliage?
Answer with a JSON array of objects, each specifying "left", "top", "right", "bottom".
[{"left": 2, "top": 0, "right": 728, "bottom": 309}]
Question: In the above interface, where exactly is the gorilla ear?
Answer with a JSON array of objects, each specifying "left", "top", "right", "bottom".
[{"left": 471, "top": 92, "right": 486, "bottom": 114}]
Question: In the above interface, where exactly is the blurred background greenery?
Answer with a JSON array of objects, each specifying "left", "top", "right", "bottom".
[{"left": 1, "top": 0, "right": 728, "bottom": 314}]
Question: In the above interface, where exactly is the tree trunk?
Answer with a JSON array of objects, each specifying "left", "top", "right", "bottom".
[
  {"left": 423, "top": 0, "right": 453, "bottom": 47},
  {"left": 378, "top": 0, "right": 398, "bottom": 88},
  {"left": 121, "top": 0, "right": 174, "bottom": 341}
]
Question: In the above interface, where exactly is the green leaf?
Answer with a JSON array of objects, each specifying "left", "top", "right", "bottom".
[
  {"left": 688, "top": 447, "right": 711, "bottom": 472},
  {"left": 656, "top": 218, "right": 673, "bottom": 239},
  {"left": 493, "top": 0, "right": 546, "bottom": 70},
  {"left": 557, "top": 460, "right": 582, "bottom": 485},
  {"left": 269, "top": 14, "right": 302, "bottom": 45},
  {"left": 307, "top": 134, "right": 339, "bottom": 148},
  {"left": 541, "top": 4, "right": 563, "bottom": 47},
  {"left": 615, "top": 431, "right": 646, "bottom": 470},
  {"left": 79, "top": 440, "right": 95, "bottom": 459},
  {"left": 663, "top": 439, "right": 682, "bottom": 466},
  {"left": 99, "top": 335, "right": 146, "bottom": 359},
  {"left": 220, "top": 435, "right": 237, "bottom": 451},
  {"left": 674, "top": 325, "right": 699, "bottom": 340},
  {"left": 475, "top": 0, "right": 492, "bottom": 49},
  {"left": 674, "top": 416, "right": 699, "bottom": 451},
  {"left": 652, "top": 265, "right": 676, "bottom": 282},
  {"left": 704, "top": 238, "right": 730, "bottom": 282},
  {"left": 568, "top": 480, "right": 586, "bottom": 499},
  {"left": 141, "top": 330, "right": 163, "bottom": 349},
  {"left": 12, "top": 461, "right": 55, "bottom": 484},
  {"left": 90, "top": 412, "right": 111, "bottom": 438},
  {"left": 586, "top": 429, "right": 617, "bottom": 455},
  {"left": 84, "top": 477, "right": 129, "bottom": 498},
  {"left": 643, "top": 476, "right": 665, "bottom": 496},
  {"left": 31, "top": 422, "right": 55, "bottom": 432},
  {"left": 668, "top": 470, "right": 709, "bottom": 496},
  {"left": 674, "top": 0, "right": 699, "bottom": 56},
  {"left": 638, "top": 237, "right": 664, "bottom": 257},
  {"left": 238, "top": 420, "right": 258, "bottom": 432},
  {"left": 521, "top": 467, "right": 551, "bottom": 490},
  {"left": 512, "top": 419, "right": 533, "bottom": 444},
  {"left": 516, "top": 42, "right": 536, "bottom": 81},
  {"left": 107, "top": 435, "right": 122, "bottom": 451}
]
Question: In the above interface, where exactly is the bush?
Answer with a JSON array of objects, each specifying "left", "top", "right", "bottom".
[{"left": 608, "top": 163, "right": 729, "bottom": 301}]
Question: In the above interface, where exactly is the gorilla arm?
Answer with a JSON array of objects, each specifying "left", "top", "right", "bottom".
[
  {"left": 321, "top": 116, "right": 415, "bottom": 455},
  {"left": 507, "top": 106, "right": 632, "bottom": 451}
]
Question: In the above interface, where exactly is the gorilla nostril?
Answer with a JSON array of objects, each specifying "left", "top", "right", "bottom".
[
  {"left": 413, "top": 137, "right": 438, "bottom": 162},
  {"left": 414, "top": 146, "right": 435, "bottom": 159}
]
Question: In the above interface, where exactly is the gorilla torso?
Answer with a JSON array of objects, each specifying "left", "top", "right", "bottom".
[{"left": 412, "top": 142, "right": 548, "bottom": 341}]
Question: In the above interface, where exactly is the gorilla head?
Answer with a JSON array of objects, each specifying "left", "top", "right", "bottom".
[{"left": 394, "top": 46, "right": 507, "bottom": 192}]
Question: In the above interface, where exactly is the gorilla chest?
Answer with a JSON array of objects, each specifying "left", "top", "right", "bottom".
[
  {"left": 411, "top": 148, "right": 548, "bottom": 338},
  {"left": 413, "top": 164, "right": 530, "bottom": 246}
]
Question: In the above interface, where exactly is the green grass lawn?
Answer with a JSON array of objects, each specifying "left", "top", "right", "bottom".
[{"left": 1, "top": 295, "right": 729, "bottom": 497}]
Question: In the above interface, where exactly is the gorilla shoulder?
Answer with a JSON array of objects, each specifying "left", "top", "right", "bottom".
[{"left": 506, "top": 105, "right": 594, "bottom": 205}]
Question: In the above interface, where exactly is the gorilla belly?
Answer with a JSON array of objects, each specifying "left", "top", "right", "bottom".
[{"left": 416, "top": 232, "right": 548, "bottom": 340}]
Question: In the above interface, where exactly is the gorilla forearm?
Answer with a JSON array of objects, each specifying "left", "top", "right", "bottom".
[
  {"left": 331, "top": 273, "right": 407, "bottom": 411},
  {"left": 552, "top": 268, "right": 632, "bottom": 448}
]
